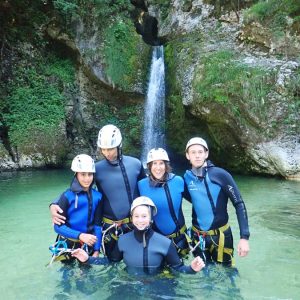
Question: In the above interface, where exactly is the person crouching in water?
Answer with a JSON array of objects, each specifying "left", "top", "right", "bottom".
[
  {"left": 51, "top": 154, "right": 102, "bottom": 262},
  {"left": 72, "top": 196, "right": 205, "bottom": 274},
  {"left": 138, "top": 148, "right": 190, "bottom": 257}
]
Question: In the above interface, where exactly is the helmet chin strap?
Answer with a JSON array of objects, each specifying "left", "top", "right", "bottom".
[{"left": 117, "top": 146, "right": 123, "bottom": 161}]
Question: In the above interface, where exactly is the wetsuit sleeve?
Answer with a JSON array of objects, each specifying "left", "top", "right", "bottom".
[
  {"left": 54, "top": 193, "right": 81, "bottom": 240},
  {"left": 165, "top": 243, "right": 196, "bottom": 274},
  {"left": 86, "top": 256, "right": 110, "bottom": 265},
  {"left": 93, "top": 201, "right": 103, "bottom": 251},
  {"left": 222, "top": 172, "right": 250, "bottom": 240},
  {"left": 182, "top": 181, "right": 192, "bottom": 203}
]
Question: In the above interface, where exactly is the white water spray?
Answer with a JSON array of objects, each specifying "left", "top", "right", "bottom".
[{"left": 141, "top": 46, "right": 166, "bottom": 165}]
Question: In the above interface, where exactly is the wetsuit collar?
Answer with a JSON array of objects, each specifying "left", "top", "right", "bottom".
[
  {"left": 191, "top": 160, "right": 214, "bottom": 178},
  {"left": 149, "top": 172, "right": 175, "bottom": 187},
  {"left": 133, "top": 226, "right": 154, "bottom": 246},
  {"left": 105, "top": 152, "right": 123, "bottom": 166},
  {"left": 70, "top": 176, "right": 92, "bottom": 193}
]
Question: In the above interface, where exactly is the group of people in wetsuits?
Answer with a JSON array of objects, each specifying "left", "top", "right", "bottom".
[{"left": 49, "top": 124, "right": 250, "bottom": 274}]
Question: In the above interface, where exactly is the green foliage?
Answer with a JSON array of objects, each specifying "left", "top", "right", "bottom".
[
  {"left": 42, "top": 56, "right": 75, "bottom": 84},
  {"left": 94, "top": 0, "right": 131, "bottom": 20},
  {"left": 2, "top": 55, "right": 75, "bottom": 161},
  {"left": 193, "top": 50, "right": 273, "bottom": 114},
  {"left": 53, "top": 0, "right": 132, "bottom": 27},
  {"left": 0, "top": 0, "right": 49, "bottom": 46},
  {"left": 164, "top": 42, "right": 195, "bottom": 152},
  {"left": 103, "top": 19, "right": 143, "bottom": 90},
  {"left": 53, "top": 0, "right": 79, "bottom": 15},
  {"left": 150, "top": 0, "right": 171, "bottom": 19},
  {"left": 244, "top": 0, "right": 300, "bottom": 30}
]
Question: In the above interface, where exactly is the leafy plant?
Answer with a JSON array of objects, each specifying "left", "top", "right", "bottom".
[
  {"left": 244, "top": 0, "right": 300, "bottom": 30},
  {"left": 2, "top": 55, "right": 75, "bottom": 163},
  {"left": 103, "top": 19, "right": 144, "bottom": 90},
  {"left": 193, "top": 50, "right": 274, "bottom": 116}
]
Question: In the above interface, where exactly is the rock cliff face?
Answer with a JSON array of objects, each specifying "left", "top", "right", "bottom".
[
  {"left": 0, "top": 3, "right": 150, "bottom": 170},
  {"left": 140, "top": 0, "right": 299, "bottom": 180},
  {"left": 0, "top": 1, "right": 299, "bottom": 180}
]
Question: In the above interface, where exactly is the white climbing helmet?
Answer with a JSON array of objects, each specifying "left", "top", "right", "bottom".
[
  {"left": 71, "top": 154, "right": 95, "bottom": 173},
  {"left": 146, "top": 148, "right": 170, "bottom": 164},
  {"left": 185, "top": 137, "right": 209, "bottom": 152},
  {"left": 97, "top": 124, "right": 122, "bottom": 149},
  {"left": 130, "top": 196, "right": 157, "bottom": 216}
]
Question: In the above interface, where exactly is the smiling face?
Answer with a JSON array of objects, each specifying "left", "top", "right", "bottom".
[
  {"left": 131, "top": 205, "right": 151, "bottom": 230},
  {"left": 149, "top": 160, "right": 166, "bottom": 180},
  {"left": 76, "top": 172, "right": 94, "bottom": 191},
  {"left": 186, "top": 144, "right": 209, "bottom": 168},
  {"left": 101, "top": 147, "right": 118, "bottom": 161}
]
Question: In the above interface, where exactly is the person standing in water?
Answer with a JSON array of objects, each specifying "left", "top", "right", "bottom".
[
  {"left": 51, "top": 154, "right": 102, "bottom": 262},
  {"left": 184, "top": 137, "right": 250, "bottom": 267},
  {"left": 50, "top": 125, "right": 146, "bottom": 261},
  {"left": 138, "top": 148, "right": 189, "bottom": 256},
  {"left": 72, "top": 196, "right": 205, "bottom": 274}
]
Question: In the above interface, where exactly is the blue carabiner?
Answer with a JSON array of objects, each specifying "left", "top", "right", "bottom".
[
  {"left": 199, "top": 235, "right": 206, "bottom": 251},
  {"left": 49, "top": 240, "right": 68, "bottom": 255}
]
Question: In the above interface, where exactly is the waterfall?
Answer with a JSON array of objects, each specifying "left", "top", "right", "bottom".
[{"left": 141, "top": 46, "right": 166, "bottom": 165}]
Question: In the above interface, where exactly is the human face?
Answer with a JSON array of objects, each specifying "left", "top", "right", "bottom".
[
  {"left": 186, "top": 144, "right": 209, "bottom": 168},
  {"left": 150, "top": 160, "right": 166, "bottom": 180},
  {"left": 132, "top": 205, "right": 151, "bottom": 230},
  {"left": 76, "top": 172, "right": 94, "bottom": 191},
  {"left": 101, "top": 147, "right": 118, "bottom": 161}
]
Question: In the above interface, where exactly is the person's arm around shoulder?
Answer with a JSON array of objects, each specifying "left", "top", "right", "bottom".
[{"left": 49, "top": 193, "right": 66, "bottom": 225}]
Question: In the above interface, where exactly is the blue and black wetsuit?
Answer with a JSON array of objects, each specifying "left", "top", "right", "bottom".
[
  {"left": 184, "top": 160, "right": 250, "bottom": 266},
  {"left": 138, "top": 173, "right": 189, "bottom": 256},
  {"left": 87, "top": 227, "right": 196, "bottom": 275},
  {"left": 94, "top": 155, "right": 146, "bottom": 260},
  {"left": 54, "top": 177, "right": 102, "bottom": 258}
]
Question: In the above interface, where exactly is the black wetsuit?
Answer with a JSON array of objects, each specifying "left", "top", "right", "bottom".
[
  {"left": 184, "top": 160, "right": 250, "bottom": 265},
  {"left": 87, "top": 227, "right": 196, "bottom": 275},
  {"left": 94, "top": 155, "right": 146, "bottom": 260}
]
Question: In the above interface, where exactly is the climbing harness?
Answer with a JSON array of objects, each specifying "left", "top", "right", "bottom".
[
  {"left": 189, "top": 223, "right": 235, "bottom": 266},
  {"left": 48, "top": 238, "right": 89, "bottom": 265},
  {"left": 101, "top": 217, "right": 131, "bottom": 256},
  {"left": 48, "top": 240, "right": 73, "bottom": 266}
]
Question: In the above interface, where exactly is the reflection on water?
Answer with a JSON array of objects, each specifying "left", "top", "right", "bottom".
[{"left": 0, "top": 170, "right": 299, "bottom": 299}]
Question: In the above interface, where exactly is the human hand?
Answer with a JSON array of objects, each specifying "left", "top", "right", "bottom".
[
  {"left": 237, "top": 238, "right": 250, "bottom": 257},
  {"left": 50, "top": 204, "right": 66, "bottom": 225},
  {"left": 79, "top": 233, "right": 97, "bottom": 246},
  {"left": 191, "top": 256, "right": 205, "bottom": 272},
  {"left": 72, "top": 248, "right": 89, "bottom": 262}
]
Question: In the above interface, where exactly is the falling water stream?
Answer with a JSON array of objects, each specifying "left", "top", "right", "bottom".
[{"left": 141, "top": 46, "right": 166, "bottom": 164}]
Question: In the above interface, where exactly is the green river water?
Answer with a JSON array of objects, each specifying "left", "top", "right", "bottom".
[{"left": 0, "top": 169, "right": 299, "bottom": 299}]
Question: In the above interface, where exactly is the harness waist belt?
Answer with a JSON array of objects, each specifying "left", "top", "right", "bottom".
[
  {"left": 102, "top": 216, "right": 130, "bottom": 225},
  {"left": 60, "top": 236, "right": 81, "bottom": 243},
  {"left": 167, "top": 225, "right": 187, "bottom": 239},
  {"left": 192, "top": 223, "right": 230, "bottom": 236},
  {"left": 192, "top": 223, "right": 230, "bottom": 264}
]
